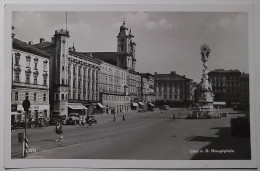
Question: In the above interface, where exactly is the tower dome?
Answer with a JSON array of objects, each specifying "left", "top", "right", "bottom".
[{"left": 118, "top": 20, "right": 128, "bottom": 36}]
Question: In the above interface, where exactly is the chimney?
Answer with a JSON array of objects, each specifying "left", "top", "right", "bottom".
[
  {"left": 28, "top": 41, "right": 33, "bottom": 45},
  {"left": 40, "top": 38, "right": 45, "bottom": 43},
  {"left": 154, "top": 72, "right": 157, "bottom": 75}
]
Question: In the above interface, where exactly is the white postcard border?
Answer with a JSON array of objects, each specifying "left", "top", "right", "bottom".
[{"left": 3, "top": 2, "right": 258, "bottom": 170}]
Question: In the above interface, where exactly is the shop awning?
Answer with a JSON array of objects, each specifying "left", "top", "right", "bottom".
[
  {"left": 139, "top": 102, "right": 144, "bottom": 106},
  {"left": 68, "top": 103, "right": 88, "bottom": 110},
  {"left": 132, "top": 102, "right": 138, "bottom": 107},
  {"left": 97, "top": 103, "right": 105, "bottom": 108},
  {"left": 148, "top": 103, "right": 155, "bottom": 107}
]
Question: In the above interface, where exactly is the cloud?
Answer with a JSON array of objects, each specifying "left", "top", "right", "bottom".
[
  {"left": 158, "top": 18, "right": 173, "bottom": 29},
  {"left": 118, "top": 12, "right": 174, "bottom": 31}
]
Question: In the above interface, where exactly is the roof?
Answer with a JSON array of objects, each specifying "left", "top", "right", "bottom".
[
  {"left": 154, "top": 72, "right": 192, "bottom": 81},
  {"left": 241, "top": 73, "right": 249, "bottom": 79},
  {"left": 209, "top": 69, "right": 241, "bottom": 74},
  {"left": 33, "top": 42, "right": 55, "bottom": 50},
  {"left": 13, "top": 38, "right": 52, "bottom": 58},
  {"left": 81, "top": 52, "right": 125, "bottom": 66},
  {"left": 70, "top": 50, "right": 102, "bottom": 64}
]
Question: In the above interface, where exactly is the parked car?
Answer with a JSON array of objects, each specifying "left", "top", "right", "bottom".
[{"left": 66, "top": 113, "right": 80, "bottom": 125}]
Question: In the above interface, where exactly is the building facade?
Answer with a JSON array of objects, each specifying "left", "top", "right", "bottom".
[
  {"left": 154, "top": 71, "right": 192, "bottom": 107},
  {"left": 208, "top": 69, "right": 242, "bottom": 106},
  {"left": 81, "top": 21, "right": 142, "bottom": 112},
  {"left": 34, "top": 30, "right": 102, "bottom": 117},
  {"left": 99, "top": 61, "right": 130, "bottom": 114},
  {"left": 140, "top": 73, "right": 155, "bottom": 106},
  {"left": 12, "top": 38, "right": 50, "bottom": 122}
]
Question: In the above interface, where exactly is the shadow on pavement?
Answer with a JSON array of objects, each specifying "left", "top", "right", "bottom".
[{"left": 187, "top": 127, "right": 251, "bottom": 160}]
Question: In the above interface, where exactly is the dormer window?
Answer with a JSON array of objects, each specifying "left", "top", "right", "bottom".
[
  {"left": 26, "top": 55, "right": 31, "bottom": 68},
  {"left": 34, "top": 58, "right": 39, "bottom": 69},
  {"left": 14, "top": 52, "right": 21, "bottom": 66}
]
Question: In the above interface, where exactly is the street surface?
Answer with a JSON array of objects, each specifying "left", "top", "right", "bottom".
[{"left": 11, "top": 108, "right": 251, "bottom": 160}]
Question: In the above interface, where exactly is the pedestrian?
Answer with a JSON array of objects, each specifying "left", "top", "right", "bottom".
[
  {"left": 113, "top": 114, "right": 116, "bottom": 122},
  {"left": 54, "top": 120, "right": 63, "bottom": 142}
]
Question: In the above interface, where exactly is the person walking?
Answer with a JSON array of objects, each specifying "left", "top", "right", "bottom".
[{"left": 54, "top": 120, "right": 63, "bottom": 142}]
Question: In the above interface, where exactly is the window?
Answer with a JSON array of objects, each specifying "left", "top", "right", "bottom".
[
  {"left": 73, "top": 93, "right": 75, "bottom": 99},
  {"left": 43, "top": 61, "right": 48, "bottom": 71},
  {"left": 15, "top": 52, "right": 20, "bottom": 65},
  {"left": 26, "top": 56, "right": 31, "bottom": 68},
  {"left": 43, "top": 77, "right": 47, "bottom": 86},
  {"left": 34, "top": 58, "right": 38, "bottom": 69},
  {"left": 43, "top": 94, "right": 46, "bottom": 101},
  {"left": 62, "top": 66, "right": 64, "bottom": 71},
  {"left": 73, "top": 80, "right": 76, "bottom": 88},
  {"left": 78, "top": 94, "right": 80, "bottom": 100},
  {"left": 25, "top": 74, "right": 30, "bottom": 84},
  {"left": 33, "top": 73, "right": 38, "bottom": 84},
  {"left": 73, "top": 66, "right": 76, "bottom": 75},
  {"left": 14, "top": 72, "right": 20, "bottom": 82},
  {"left": 25, "top": 93, "right": 29, "bottom": 100},
  {"left": 121, "top": 44, "right": 124, "bottom": 51},
  {"left": 61, "top": 94, "right": 64, "bottom": 100},
  {"left": 34, "top": 93, "right": 37, "bottom": 101},
  {"left": 15, "top": 92, "right": 18, "bottom": 101},
  {"left": 55, "top": 94, "right": 59, "bottom": 100},
  {"left": 62, "top": 79, "right": 64, "bottom": 85}
]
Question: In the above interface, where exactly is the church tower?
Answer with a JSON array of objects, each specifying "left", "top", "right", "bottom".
[
  {"left": 53, "top": 29, "right": 70, "bottom": 116},
  {"left": 117, "top": 20, "right": 137, "bottom": 71}
]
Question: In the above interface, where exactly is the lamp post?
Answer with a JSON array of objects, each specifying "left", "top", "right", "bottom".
[{"left": 22, "top": 99, "right": 30, "bottom": 157}]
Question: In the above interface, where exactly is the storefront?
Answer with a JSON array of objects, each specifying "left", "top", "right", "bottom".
[
  {"left": 68, "top": 103, "right": 88, "bottom": 116},
  {"left": 96, "top": 103, "right": 105, "bottom": 114},
  {"left": 16, "top": 104, "right": 50, "bottom": 120},
  {"left": 138, "top": 102, "right": 145, "bottom": 109},
  {"left": 131, "top": 102, "right": 138, "bottom": 110}
]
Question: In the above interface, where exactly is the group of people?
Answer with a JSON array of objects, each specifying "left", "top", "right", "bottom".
[{"left": 54, "top": 115, "right": 93, "bottom": 142}]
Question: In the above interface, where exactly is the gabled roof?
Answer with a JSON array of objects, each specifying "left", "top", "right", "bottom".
[{"left": 13, "top": 38, "right": 52, "bottom": 58}]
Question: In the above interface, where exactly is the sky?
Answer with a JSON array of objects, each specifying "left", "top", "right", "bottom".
[{"left": 12, "top": 11, "right": 249, "bottom": 82}]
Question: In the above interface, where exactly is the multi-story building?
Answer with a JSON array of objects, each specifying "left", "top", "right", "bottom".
[
  {"left": 11, "top": 38, "right": 50, "bottom": 123},
  {"left": 154, "top": 71, "right": 192, "bottom": 107},
  {"left": 98, "top": 61, "right": 130, "bottom": 114},
  {"left": 208, "top": 69, "right": 241, "bottom": 106},
  {"left": 34, "top": 30, "right": 101, "bottom": 117},
  {"left": 140, "top": 73, "right": 155, "bottom": 106},
  {"left": 81, "top": 21, "right": 142, "bottom": 112}
]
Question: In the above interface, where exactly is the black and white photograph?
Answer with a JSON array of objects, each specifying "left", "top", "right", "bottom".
[{"left": 3, "top": 2, "right": 258, "bottom": 170}]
